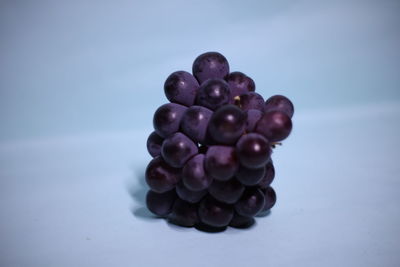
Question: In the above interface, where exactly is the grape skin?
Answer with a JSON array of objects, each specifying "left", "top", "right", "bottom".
[
  {"left": 164, "top": 71, "right": 199, "bottom": 106},
  {"left": 235, "top": 188, "right": 265, "bottom": 217},
  {"left": 146, "top": 131, "right": 164, "bottom": 158},
  {"left": 161, "top": 132, "right": 198, "bottom": 168},
  {"left": 153, "top": 103, "right": 187, "bottom": 138},
  {"left": 264, "top": 95, "right": 294, "bottom": 118},
  {"left": 255, "top": 110, "right": 292, "bottom": 142},
  {"left": 192, "top": 52, "right": 230, "bottom": 84},
  {"left": 204, "top": 145, "right": 239, "bottom": 181},
  {"left": 180, "top": 105, "right": 213, "bottom": 144},
  {"left": 208, "top": 178, "right": 245, "bottom": 204},
  {"left": 146, "top": 189, "right": 177, "bottom": 217},
  {"left": 236, "top": 133, "right": 271, "bottom": 169},
  {"left": 145, "top": 156, "right": 180, "bottom": 193},
  {"left": 182, "top": 154, "right": 213, "bottom": 191},
  {"left": 198, "top": 195, "right": 234, "bottom": 227},
  {"left": 195, "top": 78, "right": 231, "bottom": 111}
]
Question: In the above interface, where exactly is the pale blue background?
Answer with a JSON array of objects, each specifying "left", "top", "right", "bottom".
[{"left": 0, "top": 1, "right": 400, "bottom": 266}]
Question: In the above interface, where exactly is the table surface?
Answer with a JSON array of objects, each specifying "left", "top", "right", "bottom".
[{"left": 1, "top": 102, "right": 399, "bottom": 267}]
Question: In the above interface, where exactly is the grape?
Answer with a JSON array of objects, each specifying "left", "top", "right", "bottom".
[
  {"left": 146, "top": 131, "right": 164, "bottom": 158},
  {"left": 164, "top": 71, "right": 199, "bottom": 106},
  {"left": 180, "top": 105, "right": 213, "bottom": 144},
  {"left": 238, "top": 92, "right": 265, "bottom": 112},
  {"left": 225, "top": 71, "right": 255, "bottom": 101},
  {"left": 258, "top": 160, "right": 275, "bottom": 188},
  {"left": 229, "top": 212, "right": 255, "bottom": 228},
  {"left": 182, "top": 154, "right": 213, "bottom": 191},
  {"left": 168, "top": 198, "right": 198, "bottom": 227},
  {"left": 236, "top": 133, "right": 271, "bottom": 169},
  {"left": 255, "top": 110, "right": 292, "bottom": 142},
  {"left": 260, "top": 186, "right": 277, "bottom": 212},
  {"left": 236, "top": 165, "right": 265, "bottom": 186},
  {"left": 245, "top": 109, "right": 263, "bottom": 133},
  {"left": 146, "top": 189, "right": 177, "bottom": 217},
  {"left": 198, "top": 195, "right": 234, "bottom": 227},
  {"left": 176, "top": 181, "right": 207, "bottom": 203},
  {"left": 153, "top": 103, "right": 187, "bottom": 138},
  {"left": 264, "top": 95, "right": 294, "bottom": 118},
  {"left": 195, "top": 78, "right": 231, "bottom": 111},
  {"left": 192, "top": 52, "right": 230, "bottom": 84},
  {"left": 204, "top": 145, "right": 239, "bottom": 181},
  {"left": 145, "top": 156, "right": 180, "bottom": 193},
  {"left": 208, "top": 178, "right": 244, "bottom": 204},
  {"left": 161, "top": 132, "right": 198, "bottom": 168},
  {"left": 207, "top": 104, "right": 247, "bottom": 145},
  {"left": 235, "top": 188, "right": 265, "bottom": 217}
]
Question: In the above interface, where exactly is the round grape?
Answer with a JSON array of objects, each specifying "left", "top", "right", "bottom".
[
  {"left": 146, "top": 131, "right": 164, "bottom": 158},
  {"left": 153, "top": 103, "right": 187, "bottom": 138},
  {"left": 238, "top": 92, "right": 265, "bottom": 112},
  {"left": 225, "top": 72, "right": 255, "bottom": 101},
  {"left": 204, "top": 145, "right": 239, "bottom": 181},
  {"left": 168, "top": 198, "right": 198, "bottom": 227},
  {"left": 164, "top": 71, "right": 199, "bottom": 106},
  {"left": 180, "top": 105, "right": 213, "bottom": 144},
  {"left": 260, "top": 186, "right": 277, "bottom": 212},
  {"left": 208, "top": 178, "right": 245, "bottom": 204},
  {"left": 161, "top": 132, "right": 198, "bottom": 168},
  {"left": 255, "top": 110, "right": 292, "bottom": 142},
  {"left": 195, "top": 78, "right": 231, "bottom": 111},
  {"left": 235, "top": 188, "right": 265, "bottom": 217},
  {"left": 245, "top": 109, "right": 263, "bottom": 133},
  {"left": 236, "top": 133, "right": 271, "bottom": 169},
  {"left": 182, "top": 154, "right": 213, "bottom": 191},
  {"left": 264, "top": 95, "right": 294, "bottom": 118},
  {"left": 145, "top": 156, "right": 180, "bottom": 193},
  {"left": 192, "top": 52, "right": 230, "bottom": 84},
  {"left": 146, "top": 189, "right": 177, "bottom": 217},
  {"left": 258, "top": 160, "right": 275, "bottom": 188},
  {"left": 176, "top": 181, "right": 207, "bottom": 203},
  {"left": 198, "top": 195, "right": 234, "bottom": 227},
  {"left": 236, "top": 165, "right": 266, "bottom": 186}
]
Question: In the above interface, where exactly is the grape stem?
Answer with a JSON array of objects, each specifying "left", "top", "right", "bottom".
[
  {"left": 234, "top": 96, "right": 241, "bottom": 108},
  {"left": 271, "top": 142, "right": 282, "bottom": 149}
]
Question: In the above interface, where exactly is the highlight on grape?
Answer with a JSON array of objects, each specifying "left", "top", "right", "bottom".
[{"left": 145, "top": 52, "right": 293, "bottom": 230}]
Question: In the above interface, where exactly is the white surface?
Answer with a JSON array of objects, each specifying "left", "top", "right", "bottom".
[{"left": 1, "top": 102, "right": 399, "bottom": 267}]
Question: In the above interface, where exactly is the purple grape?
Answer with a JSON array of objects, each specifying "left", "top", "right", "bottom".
[
  {"left": 235, "top": 188, "right": 265, "bottom": 217},
  {"left": 225, "top": 72, "right": 255, "bottom": 101},
  {"left": 146, "top": 189, "right": 177, "bottom": 217},
  {"left": 207, "top": 104, "right": 247, "bottom": 145},
  {"left": 208, "top": 178, "right": 245, "bottom": 204},
  {"left": 245, "top": 109, "right": 263, "bottom": 133},
  {"left": 176, "top": 181, "right": 207, "bottom": 203},
  {"left": 161, "top": 132, "right": 198, "bottom": 168},
  {"left": 204, "top": 145, "right": 239, "bottom": 181},
  {"left": 260, "top": 186, "right": 277, "bottom": 212},
  {"left": 229, "top": 212, "right": 255, "bottom": 228},
  {"left": 182, "top": 154, "right": 213, "bottom": 191},
  {"left": 180, "top": 105, "right": 213, "bottom": 144},
  {"left": 146, "top": 131, "right": 164, "bottom": 158},
  {"left": 153, "top": 103, "right": 187, "bottom": 138},
  {"left": 236, "top": 165, "right": 265, "bottom": 186},
  {"left": 255, "top": 110, "right": 292, "bottom": 142},
  {"left": 238, "top": 92, "right": 265, "bottom": 112},
  {"left": 164, "top": 71, "right": 199, "bottom": 106},
  {"left": 145, "top": 156, "right": 180, "bottom": 193},
  {"left": 168, "top": 198, "right": 198, "bottom": 227},
  {"left": 198, "top": 195, "right": 234, "bottom": 227},
  {"left": 192, "top": 52, "right": 230, "bottom": 84},
  {"left": 195, "top": 78, "right": 231, "bottom": 111},
  {"left": 236, "top": 133, "right": 271, "bottom": 169},
  {"left": 258, "top": 161, "right": 275, "bottom": 188},
  {"left": 264, "top": 95, "right": 294, "bottom": 118}
]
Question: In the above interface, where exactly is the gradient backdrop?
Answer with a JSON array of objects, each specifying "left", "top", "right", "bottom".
[{"left": 1, "top": 1, "right": 399, "bottom": 266}]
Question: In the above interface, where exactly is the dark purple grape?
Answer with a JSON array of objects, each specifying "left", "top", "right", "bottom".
[
  {"left": 207, "top": 104, "right": 247, "bottom": 145},
  {"left": 176, "top": 181, "right": 207, "bottom": 203},
  {"left": 245, "top": 109, "right": 263, "bottom": 133},
  {"left": 208, "top": 178, "right": 244, "bottom": 204},
  {"left": 236, "top": 165, "right": 265, "bottom": 186},
  {"left": 235, "top": 188, "right": 265, "bottom": 217},
  {"left": 264, "top": 95, "right": 294, "bottom": 118},
  {"left": 168, "top": 199, "right": 198, "bottom": 227},
  {"left": 238, "top": 92, "right": 265, "bottom": 112},
  {"left": 153, "top": 103, "right": 187, "bottom": 138},
  {"left": 146, "top": 131, "right": 164, "bottom": 157},
  {"left": 225, "top": 72, "right": 255, "bottom": 101},
  {"left": 195, "top": 79, "right": 231, "bottom": 111},
  {"left": 204, "top": 146, "right": 239, "bottom": 181},
  {"left": 182, "top": 154, "right": 213, "bottom": 191},
  {"left": 146, "top": 189, "right": 177, "bottom": 217},
  {"left": 229, "top": 212, "right": 255, "bottom": 228},
  {"left": 260, "top": 186, "right": 277, "bottom": 212},
  {"left": 255, "top": 110, "right": 292, "bottom": 142},
  {"left": 164, "top": 71, "right": 199, "bottom": 106},
  {"left": 198, "top": 196, "right": 234, "bottom": 227},
  {"left": 180, "top": 105, "right": 213, "bottom": 144},
  {"left": 236, "top": 133, "right": 271, "bottom": 169},
  {"left": 145, "top": 156, "right": 180, "bottom": 193},
  {"left": 161, "top": 132, "right": 198, "bottom": 168},
  {"left": 192, "top": 52, "right": 230, "bottom": 84},
  {"left": 258, "top": 161, "right": 275, "bottom": 188}
]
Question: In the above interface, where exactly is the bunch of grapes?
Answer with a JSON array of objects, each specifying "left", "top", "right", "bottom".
[{"left": 145, "top": 52, "right": 293, "bottom": 229}]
